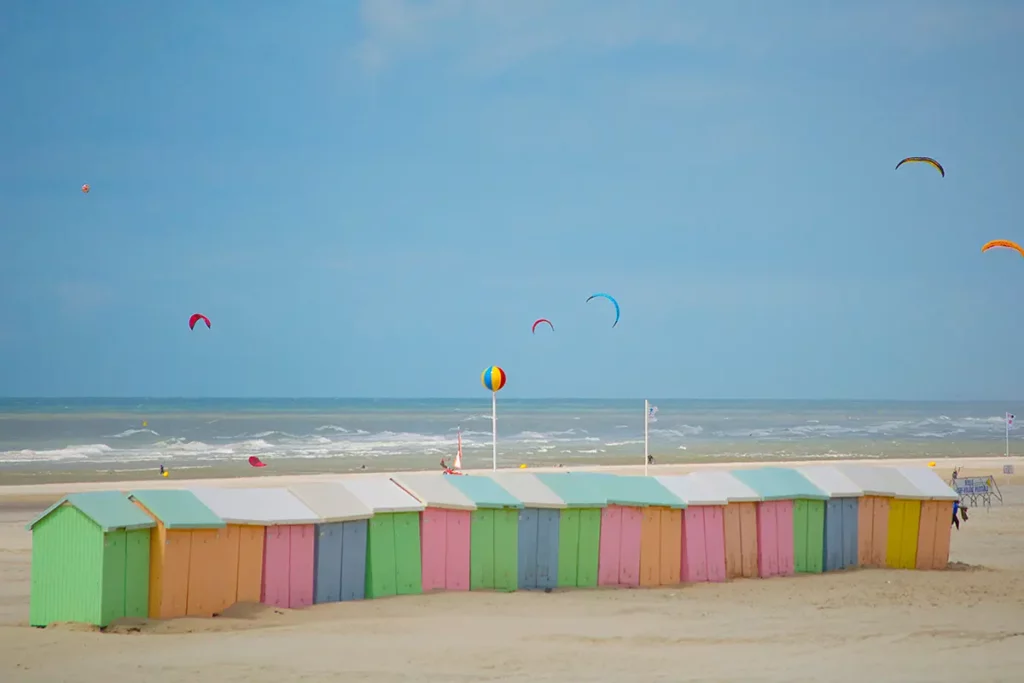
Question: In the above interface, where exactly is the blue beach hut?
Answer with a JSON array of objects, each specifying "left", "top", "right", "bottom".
[{"left": 487, "top": 472, "right": 566, "bottom": 591}]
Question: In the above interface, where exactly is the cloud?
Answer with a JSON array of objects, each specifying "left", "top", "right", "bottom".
[
  {"left": 54, "top": 281, "right": 116, "bottom": 316},
  {"left": 353, "top": 0, "right": 1024, "bottom": 75},
  {"left": 353, "top": 0, "right": 704, "bottom": 75}
]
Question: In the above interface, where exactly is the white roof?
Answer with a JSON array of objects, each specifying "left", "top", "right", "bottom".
[
  {"left": 655, "top": 474, "right": 728, "bottom": 506},
  {"left": 287, "top": 482, "right": 374, "bottom": 522},
  {"left": 795, "top": 465, "right": 863, "bottom": 498},
  {"left": 189, "top": 487, "right": 320, "bottom": 525},
  {"left": 486, "top": 473, "right": 565, "bottom": 509},
  {"left": 390, "top": 473, "right": 476, "bottom": 511},
  {"left": 833, "top": 465, "right": 922, "bottom": 499},
  {"left": 340, "top": 476, "right": 425, "bottom": 513},
  {"left": 687, "top": 470, "right": 761, "bottom": 503},
  {"left": 893, "top": 467, "right": 959, "bottom": 501}
]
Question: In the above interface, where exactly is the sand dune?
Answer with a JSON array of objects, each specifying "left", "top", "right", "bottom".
[{"left": 1, "top": 458, "right": 1022, "bottom": 682}]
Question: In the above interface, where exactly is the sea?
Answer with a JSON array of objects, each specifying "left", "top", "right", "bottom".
[{"left": 0, "top": 399, "right": 1018, "bottom": 476}]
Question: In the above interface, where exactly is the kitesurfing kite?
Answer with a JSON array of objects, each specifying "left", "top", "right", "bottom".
[
  {"left": 248, "top": 456, "right": 267, "bottom": 468},
  {"left": 586, "top": 293, "right": 620, "bottom": 327},
  {"left": 981, "top": 240, "right": 1024, "bottom": 258},
  {"left": 532, "top": 318, "right": 554, "bottom": 334},
  {"left": 188, "top": 313, "right": 211, "bottom": 330},
  {"left": 895, "top": 156, "right": 944, "bottom": 177}
]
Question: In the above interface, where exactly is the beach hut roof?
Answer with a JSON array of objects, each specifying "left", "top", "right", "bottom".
[
  {"left": 534, "top": 472, "right": 608, "bottom": 508},
  {"left": 287, "top": 482, "right": 374, "bottom": 522},
  {"left": 27, "top": 491, "right": 156, "bottom": 532},
  {"left": 445, "top": 474, "right": 523, "bottom": 509},
  {"left": 893, "top": 467, "right": 959, "bottom": 501},
  {"left": 730, "top": 468, "right": 828, "bottom": 501},
  {"left": 834, "top": 465, "right": 922, "bottom": 498},
  {"left": 578, "top": 472, "right": 685, "bottom": 508},
  {"left": 190, "top": 487, "right": 320, "bottom": 525},
  {"left": 794, "top": 465, "right": 863, "bottom": 498},
  {"left": 655, "top": 474, "right": 728, "bottom": 506},
  {"left": 687, "top": 470, "right": 761, "bottom": 502},
  {"left": 486, "top": 472, "right": 565, "bottom": 509},
  {"left": 340, "top": 476, "right": 425, "bottom": 513},
  {"left": 129, "top": 489, "right": 225, "bottom": 529},
  {"left": 390, "top": 473, "right": 476, "bottom": 511}
]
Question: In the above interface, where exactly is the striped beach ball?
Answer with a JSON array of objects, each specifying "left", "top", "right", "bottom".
[{"left": 481, "top": 365, "right": 506, "bottom": 392}]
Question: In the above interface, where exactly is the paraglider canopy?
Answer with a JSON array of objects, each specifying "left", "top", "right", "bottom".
[
  {"left": 189, "top": 313, "right": 211, "bottom": 330},
  {"left": 981, "top": 240, "right": 1024, "bottom": 258},
  {"left": 586, "top": 292, "right": 620, "bottom": 327},
  {"left": 895, "top": 156, "right": 944, "bottom": 177},
  {"left": 248, "top": 456, "right": 267, "bottom": 468},
  {"left": 531, "top": 318, "right": 554, "bottom": 334}
]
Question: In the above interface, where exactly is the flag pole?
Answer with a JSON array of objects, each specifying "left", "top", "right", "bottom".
[
  {"left": 644, "top": 399, "right": 650, "bottom": 476},
  {"left": 1006, "top": 412, "right": 1010, "bottom": 458},
  {"left": 492, "top": 391, "right": 498, "bottom": 471}
]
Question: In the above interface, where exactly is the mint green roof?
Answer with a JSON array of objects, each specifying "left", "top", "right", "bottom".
[
  {"left": 576, "top": 472, "right": 686, "bottom": 508},
  {"left": 534, "top": 473, "right": 608, "bottom": 508},
  {"left": 129, "top": 489, "right": 225, "bottom": 529},
  {"left": 730, "top": 468, "right": 828, "bottom": 501},
  {"left": 27, "top": 491, "right": 156, "bottom": 532},
  {"left": 445, "top": 475, "right": 523, "bottom": 508}
]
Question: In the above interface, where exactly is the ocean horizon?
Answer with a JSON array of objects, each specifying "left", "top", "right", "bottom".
[{"left": 0, "top": 398, "right": 1020, "bottom": 478}]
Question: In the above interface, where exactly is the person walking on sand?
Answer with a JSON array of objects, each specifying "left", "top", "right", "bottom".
[{"left": 952, "top": 500, "right": 969, "bottom": 530}]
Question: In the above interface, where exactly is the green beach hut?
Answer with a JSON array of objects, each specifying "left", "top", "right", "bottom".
[
  {"left": 731, "top": 467, "right": 829, "bottom": 576},
  {"left": 534, "top": 472, "right": 607, "bottom": 589},
  {"left": 340, "top": 476, "right": 425, "bottom": 599},
  {"left": 28, "top": 491, "right": 155, "bottom": 627},
  {"left": 445, "top": 475, "right": 524, "bottom": 592}
]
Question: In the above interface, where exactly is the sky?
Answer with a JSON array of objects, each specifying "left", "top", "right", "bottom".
[{"left": 1, "top": 0, "right": 1023, "bottom": 400}]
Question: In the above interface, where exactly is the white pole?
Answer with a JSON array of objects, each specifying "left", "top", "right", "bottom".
[
  {"left": 1006, "top": 413, "right": 1010, "bottom": 458},
  {"left": 644, "top": 399, "right": 649, "bottom": 476},
  {"left": 492, "top": 391, "right": 498, "bottom": 471}
]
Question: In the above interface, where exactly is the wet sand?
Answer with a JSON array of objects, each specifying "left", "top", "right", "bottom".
[{"left": 1, "top": 457, "right": 1022, "bottom": 682}]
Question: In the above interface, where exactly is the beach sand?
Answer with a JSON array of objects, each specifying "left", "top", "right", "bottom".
[{"left": 1, "top": 457, "right": 1022, "bottom": 682}]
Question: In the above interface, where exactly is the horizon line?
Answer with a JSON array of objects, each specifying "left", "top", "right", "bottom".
[{"left": 0, "top": 396, "right": 1020, "bottom": 403}]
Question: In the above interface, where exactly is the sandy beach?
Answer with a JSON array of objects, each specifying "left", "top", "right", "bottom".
[{"left": 2, "top": 457, "right": 1023, "bottom": 682}]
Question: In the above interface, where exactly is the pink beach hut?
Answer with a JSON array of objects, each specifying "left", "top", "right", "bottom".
[
  {"left": 655, "top": 474, "right": 728, "bottom": 583},
  {"left": 190, "top": 487, "right": 320, "bottom": 610},
  {"left": 390, "top": 473, "right": 476, "bottom": 592},
  {"left": 687, "top": 470, "right": 761, "bottom": 579}
]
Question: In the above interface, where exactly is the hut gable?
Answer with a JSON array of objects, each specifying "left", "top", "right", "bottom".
[
  {"left": 687, "top": 471, "right": 761, "bottom": 502},
  {"left": 603, "top": 474, "right": 686, "bottom": 508},
  {"left": 390, "top": 473, "right": 476, "bottom": 511},
  {"left": 893, "top": 467, "right": 958, "bottom": 500},
  {"left": 655, "top": 475, "right": 728, "bottom": 506},
  {"left": 446, "top": 475, "right": 523, "bottom": 509},
  {"left": 129, "top": 490, "right": 225, "bottom": 529},
  {"left": 287, "top": 483, "right": 374, "bottom": 522},
  {"left": 795, "top": 466, "right": 863, "bottom": 498},
  {"left": 486, "top": 473, "right": 565, "bottom": 509},
  {"left": 534, "top": 473, "right": 608, "bottom": 508},
  {"left": 27, "top": 491, "right": 155, "bottom": 532},
  {"left": 836, "top": 465, "right": 921, "bottom": 499},
  {"left": 190, "top": 487, "right": 320, "bottom": 525},
  {"left": 731, "top": 468, "right": 828, "bottom": 501},
  {"left": 341, "top": 476, "right": 425, "bottom": 513}
]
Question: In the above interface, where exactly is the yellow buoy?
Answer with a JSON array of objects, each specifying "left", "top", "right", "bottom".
[
  {"left": 928, "top": 461, "right": 936, "bottom": 467},
  {"left": 519, "top": 464, "right": 527, "bottom": 469},
  {"left": 162, "top": 471, "right": 169, "bottom": 477},
  {"left": 142, "top": 421, "right": 148, "bottom": 427}
]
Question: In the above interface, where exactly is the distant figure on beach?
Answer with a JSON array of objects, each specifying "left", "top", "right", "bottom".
[
  {"left": 952, "top": 500, "right": 969, "bottom": 530},
  {"left": 647, "top": 454, "right": 655, "bottom": 465},
  {"left": 439, "top": 457, "right": 447, "bottom": 470}
]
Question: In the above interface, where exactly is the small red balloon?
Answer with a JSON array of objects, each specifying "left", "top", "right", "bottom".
[{"left": 81, "top": 184, "right": 90, "bottom": 193}]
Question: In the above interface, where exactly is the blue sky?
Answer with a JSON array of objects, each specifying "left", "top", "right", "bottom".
[{"left": 1, "top": 0, "right": 1023, "bottom": 399}]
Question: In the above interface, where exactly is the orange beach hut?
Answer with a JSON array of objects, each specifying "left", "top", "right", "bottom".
[
  {"left": 190, "top": 487, "right": 320, "bottom": 609},
  {"left": 686, "top": 471, "right": 760, "bottom": 579},
  {"left": 894, "top": 466, "right": 958, "bottom": 570},
  {"left": 127, "top": 490, "right": 230, "bottom": 619},
  {"left": 656, "top": 474, "right": 728, "bottom": 583},
  {"left": 835, "top": 465, "right": 922, "bottom": 569}
]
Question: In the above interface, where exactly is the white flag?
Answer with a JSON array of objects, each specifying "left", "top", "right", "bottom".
[
  {"left": 648, "top": 405, "right": 659, "bottom": 422},
  {"left": 1008, "top": 413, "right": 1015, "bottom": 428}
]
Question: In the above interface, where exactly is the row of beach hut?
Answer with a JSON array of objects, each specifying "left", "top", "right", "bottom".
[{"left": 27, "top": 464, "right": 959, "bottom": 627}]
